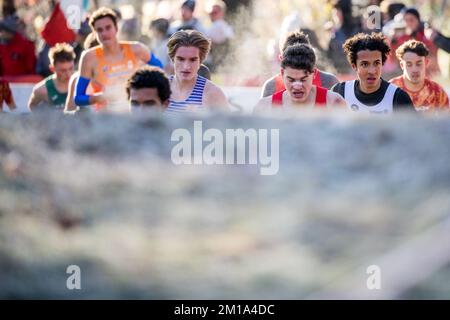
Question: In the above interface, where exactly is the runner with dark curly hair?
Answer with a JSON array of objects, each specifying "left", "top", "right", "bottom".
[{"left": 332, "top": 32, "right": 415, "bottom": 114}]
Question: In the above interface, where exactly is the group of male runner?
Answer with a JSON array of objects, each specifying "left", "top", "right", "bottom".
[{"left": 26, "top": 6, "right": 449, "bottom": 116}]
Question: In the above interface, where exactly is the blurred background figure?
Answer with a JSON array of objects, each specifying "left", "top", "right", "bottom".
[
  {"left": 150, "top": 18, "right": 171, "bottom": 73},
  {"left": 0, "top": 14, "right": 36, "bottom": 81},
  {"left": 381, "top": 1, "right": 406, "bottom": 37},
  {"left": 204, "top": 0, "right": 234, "bottom": 73},
  {"left": 388, "top": 7, "right": 440, "bottom": 77},
  {"left": 169, "top": 0, "right": 206, "bottom": 35},
  {"left": 326, "top": 0, "right": 361, "bottom": 75},
  {"left": 425, "top": 23, "right": 450, "bottom": 54}
]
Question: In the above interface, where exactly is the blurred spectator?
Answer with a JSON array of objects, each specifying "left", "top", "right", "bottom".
[
  {"left": 169, "top": 0, "right": 206, "bottom": 35},
  {"left": 271, "top": 11, "right": 331, "bottom": 74},
  {"left": 150, "top": 18, "right": 171, "bottom": 72},
  {"left": 381, "top": 1, "right": 406, "bottom": 37},
  {"left": 327, "top": 0, "right": 361, "bottom": 74},
  {"left": 425, "top": 25, "right": 450, "bottom": 54},
  {"left": 120, "top": 17, "right": 140, "bottom": 41},
  {"left": 205, "top": 0, "right": 234, "bottom": 72},
  {"left": 0, "top": 15, "right": 36, "bottom": 80},
  {"left": 73, "top": 19, "right": 93, "bottom": 67},
  {"left": 388, "top": 7, "right": 440, "bottom": 77},
  {"left": 36, "top": 43, "right": 51, "bottom": 78},
  {"left": 205, "top": 1, "right": 233, "bottom": 45}
]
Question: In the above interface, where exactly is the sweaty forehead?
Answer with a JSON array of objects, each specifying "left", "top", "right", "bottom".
[
  {"left": 175, "top": 46, "right": 200, "bottom": 59},
  {"left": 284, "top": 67, "right": 310, "bottom": 78},
  {"left": 356, "top": 50, "right": 382, "bottom": 62},
  {"left": 94, "top": 17, "right": 115, "bottom": 29},
  {"left": 54, "top": 61, "right": 74, "bottom": 69},
  {"left": 130, "top": 88, "right": 161, "bottom": 102}
]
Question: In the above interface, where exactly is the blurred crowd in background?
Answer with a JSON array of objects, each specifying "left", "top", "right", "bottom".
[{"left": 0, "top": 0, "right": 449, "bottom": 85}]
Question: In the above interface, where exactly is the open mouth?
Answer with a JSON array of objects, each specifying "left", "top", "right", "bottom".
[
  {"left": 367, "top": 77, "right": 377, "bottom": 84},
  {"left": 292, "top": 91, "right": 305, "bottom": 99}
]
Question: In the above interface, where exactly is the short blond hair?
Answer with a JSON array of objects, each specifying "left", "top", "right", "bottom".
[
  {"left": 167, "top": 30, "right": 211, "bottom": 63},
  {"left": 48, "top": 43, "right": 75, "bottom": 66}
]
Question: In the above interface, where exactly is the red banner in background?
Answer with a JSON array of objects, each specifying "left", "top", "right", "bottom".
[{"left": 41, "top": 3, "right": 76, "bottom": 47}]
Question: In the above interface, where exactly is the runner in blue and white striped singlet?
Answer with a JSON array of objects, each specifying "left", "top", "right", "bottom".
[{"left": 166, "top": 75, "right": 207, "bottom": 114}]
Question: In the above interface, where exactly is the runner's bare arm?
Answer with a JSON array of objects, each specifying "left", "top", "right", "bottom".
[
  {"left": 253, "top": 97, "right": 272, "bottom": 114},
  {"left": 79, "top": 50, "right": 95, "bottom": 79},
  {"left": 64, "top": 73, "right": 78, "bottom": 112},
  {"left": 76, "top": 50, "right": 106, "bottom": 106},
  {"left": 28, "top": 82, "right": 47, "bottom": 111},
  {"left": 326, "top": 91, "right": 347, "bottom": 109},
  {"left": 204, "top": 82, "right": 230, "bottom": 111},
  {"left": 132, "top": 42, "right": 151, "bottom": 64}
]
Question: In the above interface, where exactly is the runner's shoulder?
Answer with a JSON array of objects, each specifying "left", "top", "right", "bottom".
[
  {"left": 126, "top": 41, "right": 148, "bottom": 52},
  {"left": 261, "top": 75, "right": 277, "bottom": 98},
  {"left": 80, "top": 46, "right": 100, "bottom": 63},
  {"left": 318, "top": 69, "right": 339, "bottom": 82},
  {"left": 331, "top": 81, "right": 347, "bottom": 97},
  {"left": 253, "top": 96, "right": 273, "bottom": 113},
  {"left": 204, "top": 79, "right": 226, "bottom": 98},
  {"left": 425, "top": 78, "right": 447, "bottom": 91},
  {"left": 393, "top": 86, "right": 415, "bottom": 109},
  {"left": 32, "top": 77, "right": 49, "bottom": 94}
]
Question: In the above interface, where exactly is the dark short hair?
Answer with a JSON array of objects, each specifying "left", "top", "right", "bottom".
[
  {"left": 126, "top": 66, "right": 171, "bottom": 102},
  {"left": 403, "top": 7, "right": 420, "bottom": 22},
  {"left": 89, "top": 7, "right": 118, "bottom": 30},
  {"left": 281, "top": 44, "right": 316, "bottom": 73},
  {"left": 280, "top": 30, "right": 310, "bottom": 53},
  {"left": 343, "top": 32, "right": 390, "bottom": 66},
  {"left": 396, "top": 39, "right": 429, "bottom": 60}
]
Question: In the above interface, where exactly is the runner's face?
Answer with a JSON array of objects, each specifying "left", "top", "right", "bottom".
[
  {"left": 94, "top": 17, "right": 118, "bottom": 45},
  {"left": 54, "top": 61, "right": 75, "bottom": 82},
  {"left": 282, "top": 67, "right": 314, "bottom": 103},
  {"left": 173, "top": 46, "right": 201, "bottom": 81},
  {"left": 353, "top": 50, "right": 382, "bottom": 92},
  {"left": 400, "top": 52, "right": 427, "bottom": 85},
  {"left": 129, "top": 87, "right": 167, "bottom": 112}
]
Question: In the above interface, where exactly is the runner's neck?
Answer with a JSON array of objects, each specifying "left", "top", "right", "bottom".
[
  {"left": 174, "top": 74, "right": 198, "bottom": 92},
  {"left": 53, "top": 74, "right": 69, "bottom": 92},
  {"left": 102, "top": 41, "right": 122, "bottom": 56},
  {"left": 358, "top": 78, "right": 382, "bottom": 94},
  {"left": 403, "top": 76, "right": 425, "bottom": 93}
]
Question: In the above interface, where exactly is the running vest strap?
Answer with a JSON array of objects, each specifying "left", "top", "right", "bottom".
[
  {"left": 271, "top": 86, "right": 328, "bottom": 107},
  {"left": 45, "top": 76, "right": 67, "bottom": 108},
  {"left": 274, "top": 69, "right": 322, "bottom": 93},
  {"left": 344, "top": 80, "right": 396, "bottom": 114},
  {"left": 167, "top": 75, "right": 207, "bottom": 113}
]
